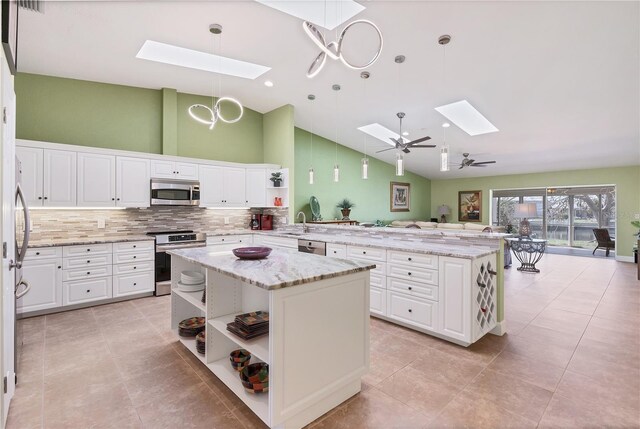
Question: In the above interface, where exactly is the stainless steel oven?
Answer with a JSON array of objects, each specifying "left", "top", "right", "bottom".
[
  {"left": 150, "top": 179, "right": 200, "bottom": 206},
  {"left": 147, "top": 230, "right": 206, "bottom": 296}
]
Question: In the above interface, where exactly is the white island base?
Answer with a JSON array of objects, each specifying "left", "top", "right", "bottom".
[{"left": 170, "top": 254, "right": 371, "bottom": 429}]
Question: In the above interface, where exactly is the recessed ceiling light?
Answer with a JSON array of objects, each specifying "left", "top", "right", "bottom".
[
  {"left": 136, "top": 40, "right": 270, "bottom": 80},
  {"left": 442, "top": 122, "right": 450, "bottom": 128},
  {"left": 435, "top": 100, "right": 498, "bottom": 136},
  {"left": 358, "top": 123, "right": 404, "bottom": 147},
  {"left": 254, "top": 0, "right": 365, "bottom": 30},
  {"left": 402, "top": 131, "right": 409, "bottom": 136},
  {"left": 264, "top": 80, "right": 274, "bottom": 87}
]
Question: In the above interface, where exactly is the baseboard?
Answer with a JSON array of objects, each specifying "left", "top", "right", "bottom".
[
  {"left": 615, "top": 256, "right": 634, "bottom": 263},
  {"left": 490, "top": 320, "right": 507, "bottom": 336}
]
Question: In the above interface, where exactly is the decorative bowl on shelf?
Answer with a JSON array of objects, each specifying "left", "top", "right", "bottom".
[
  {"left": 240, "top": 362, "right": 269, "bottom": 393},
  {"left": 232, "top": 247, "right": 272, "bottom": 260},
  {"left": 178, "top": 317, "right": 206, "bottom": 337},
  {"left": 196, "top": 331, "right": 206, "bottom": 355},
  {"left": 181, "top": 270, "right": 205, "bottom": 285},
  {"left": 229, "top": 349, "right": 252, "bottom": 372}
]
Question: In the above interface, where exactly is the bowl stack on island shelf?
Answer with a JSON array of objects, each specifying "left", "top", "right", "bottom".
[
  {"left": 178, "top": 270, "right": 205, "bottom": 292},
  {"left": 227, "top": 311, "right": 269, "bottom": 340}
]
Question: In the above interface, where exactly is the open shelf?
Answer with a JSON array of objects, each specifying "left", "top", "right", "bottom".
[
  {"left": 172, "top": 288, "right": 206, "bottom": 312},
  {"left": 207, "top": 357, "right": 269, "bottom": 424},
  {"left": 208, "top": 315, "right": 270, "bottom": 364},
  {"left": 173, "top": 329, "right": 206, "bottom": 364},
  {"left": 266, "top": 186, "right": 288, "bottom": 190}
]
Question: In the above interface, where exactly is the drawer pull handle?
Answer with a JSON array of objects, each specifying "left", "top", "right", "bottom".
[
  {"left": 87, "top": 272, "right": 91, "bottom": 275},
  {"left": 133, "top": 245, "right": 137, "bottom": 248},
  {"left": 87, "top": 249, "right": 91, "bottom": 252},
  {"left": 408, "top": 309, "right": 412, "bottom": 313},
  {"left": 86, "top": 289, "right": 91, "bottom": 293},
  {"left": 477, "top": 280, "right": 486, "bottom": 288},
  {"left": 133, "top": 283, "right": 137, "bottom": 286},
  {"left": 363, "top": 251, "right": 366, "bottom": 254},
  {"left": 408, "top": 257, "right": 412, "bottom": 261},
  {"left": 133, "top": 266, "right": 137, "bottom": 269},
  {"left": 87, "top": 260, "right": 90, "bottom": 263},
  {"left": 36, "top": 252, "right": 40, "bottom": 255},
  {"left": 58, "top": 266, "right": 61, "bottom": 269},
  {"left": 133, "top": 256, "right": 137, "bottom": 259},
  {"left": 408, "top": 272, "right": 412, "bottom": 276},
  {"left": 408, "top": 286, "right": 412, "bottom": 290},
  {"left": 488, "top": 269, "right": 497, "bottom": 276}
]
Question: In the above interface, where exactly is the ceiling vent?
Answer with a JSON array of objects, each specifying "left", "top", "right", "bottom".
[{"left": 18, "top": 0, "right": 44, "bottom": 13}]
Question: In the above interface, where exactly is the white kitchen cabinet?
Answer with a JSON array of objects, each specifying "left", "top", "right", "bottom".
[
  {"left": 77, "top": 153, "right": 116, "bottom": 207},
  {"left": 245, "top": 168, "right": 266, "bottom": 207},
  {"left": 370, "top": 286, "right": 387, "bottom": 316},
  {"left": 326, "top": 243, "right": 347, "bottom": 259},
  {"left": 223, "top": 167, "right": 246, "bottom": 206},
  {"left": 113, "top": 271, "right": 154, "bottom": 297},
  {"left": 17, "top": 258, "right": 63, "bottom": 313},
  {"left": 151, "top": 160, "right": 198, "bottom": 180},
  {"left": 387, "top": 291, "right": 438, "bottom": 332},
  {"left": 63, "top": 277, "right": 112, "bottom": 306},
  {"left": 253, "top": 235, "right": 298, "bottom": 249},
  {"left": 43, "top": 150, "right": 77, "bottom": 207},
  {"left": 16, "top": 146, "right": 43, "bottom": 206},
  {"left": 438, "top": 256, "right": 471, "bottom": 343},
  {"left": 116, "top": 157, "right": 150, "bottom": 207},
  {"left": 200, "top": 165, "right": 246, "bottom": 207}
]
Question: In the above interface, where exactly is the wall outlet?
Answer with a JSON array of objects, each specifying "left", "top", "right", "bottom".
[
  {"left": 635, "top": 214, "right": 640, "bottom": 220},
  {"left": 97, "top": 218, "right": 106, "bottom": 229},
  {"left": 283, "top": 217, "right": 288, "bottom": 225},
  {"left": 224, "top": 217, "right": 230, "bottom": 225}
]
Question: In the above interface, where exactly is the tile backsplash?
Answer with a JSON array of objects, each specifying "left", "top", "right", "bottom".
[{"left": 29, "top": 207, "right": 289, "bottom": 241}]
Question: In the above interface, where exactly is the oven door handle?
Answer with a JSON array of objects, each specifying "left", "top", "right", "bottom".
[{"left": 156, "top": 242, "right": 207, "bottom": 251}]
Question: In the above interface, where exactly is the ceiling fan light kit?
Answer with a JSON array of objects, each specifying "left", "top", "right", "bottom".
[{"left": 396, "top": 152, "right": 404, "bottom": 176}]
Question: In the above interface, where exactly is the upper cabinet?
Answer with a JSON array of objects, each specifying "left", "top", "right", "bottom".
[
  {"left": 16, "top": 147, "right": 76, "bottom": 207},
  {"left": 151, "top": 160, "right": 198, "bottom": 181},
  {"left": 199, "top": 165, "right": 246, "bottom": 207},
  {"left": 223, "top": 167, "right": 246, "bottom": 206},
  {"left": 245, "top": 168, "right": 266, "bottom": 207},
  {"left": 116, "top": 157, "right": 150, "bottom": 207}
]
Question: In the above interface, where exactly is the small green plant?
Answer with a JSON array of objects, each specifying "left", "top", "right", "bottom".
[
  {"left": 336, "top": 198, "right": 355, "bottom": 209},
  {"left": 632, "top": 220, "right": 640, "bottom": 236},
  {"left": 269, "top": 172, "right": 283, "bottom": 186}
]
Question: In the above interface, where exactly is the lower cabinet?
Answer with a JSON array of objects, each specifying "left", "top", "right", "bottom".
[
  {"left": 253, "top": 235, "right": 297, "bottom": 249},
  {"left": 387, "top": 291, "right": 438, "bottom": 332},
  {"left": 370, "top": 286, "right": 387, "bottom": 316},
  {"left": 113, "top": 271, "right": 155, "bottom": 297},
  {"left": 206, "top": 234, "right": 253, "bottom": 252},
  {"left": 63, "top": 277, "right": 112, "bottom": 305},
  {"left": 17, "top": 258, "right": 63, "bottom": 313}
]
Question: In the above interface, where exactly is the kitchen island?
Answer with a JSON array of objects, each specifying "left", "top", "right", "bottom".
[{"left": 168, "top": 247, "right": 375, "bottom": 429}]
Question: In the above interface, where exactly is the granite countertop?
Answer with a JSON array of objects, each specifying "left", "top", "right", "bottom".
[
  {"left": 28, "top": 235, "right": 154, "bottom": 248},
  {"left": 168, "top": 247, "right": 376, "bottom": 290}
]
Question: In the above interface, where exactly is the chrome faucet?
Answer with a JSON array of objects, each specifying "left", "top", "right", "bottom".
[{"left": 297, "top": 211, "right": 308, "bottom": 233}]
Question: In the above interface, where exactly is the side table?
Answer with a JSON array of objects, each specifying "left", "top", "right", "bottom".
[{"left": 506, "top": 237, "right": 547, "bottom": 273}]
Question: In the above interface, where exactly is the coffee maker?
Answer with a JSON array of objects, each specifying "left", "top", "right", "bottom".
[
  {"left": 250, "top": 214, "right": 261, "bottom": 230},
  {"left": 260, "top": 214, "right": 273, "bottom": 230}
]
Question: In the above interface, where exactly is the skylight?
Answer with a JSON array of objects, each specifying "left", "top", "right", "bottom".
[
  {"left": 254, "top": 0, "right": 365, "bottom": 29},
  {"left": 434, "top": 100, "right": 499, "bottom": 136},
  {"left": 358, "top": 123, "right": 406, "bottom": 146},
  {"left": 136, "top": 40, "right": 271, "bottom": 80}
]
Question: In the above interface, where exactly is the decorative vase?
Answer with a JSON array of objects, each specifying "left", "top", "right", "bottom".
[
  {"left": 272, "top": 180, "right": 281, "bottom": 188},
  {"left": 341, "top": 209, "right": 351, "bottom": 220}
]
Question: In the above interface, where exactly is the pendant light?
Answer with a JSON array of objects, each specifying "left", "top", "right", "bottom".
[
  {"left": 440, "top": 122, "right": 450, "bottom": 172},
  {"left": 308, "top": 94, "right": 316, "bottom": 185},
  {"left": 332, "top": 84, "right": 341, "bottom": 182},
  {"left": 188, "top": 24, "right": 244, "bottom": 130},
  {"left": 360, "top": 71, "right": 370, "bottom": 179}
]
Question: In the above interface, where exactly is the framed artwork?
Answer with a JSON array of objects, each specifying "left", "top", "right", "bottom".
[
  {"left": 2, "top": 0, "right": 19, "bottom": 74},
  {"left": 390, "top": 182, "right": 410, "bottom": 212},
  {"left": 458, "top": 190, "right": 482, "bottom": 222}
]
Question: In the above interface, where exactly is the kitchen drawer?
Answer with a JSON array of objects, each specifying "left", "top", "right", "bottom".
[
  {"left": 254, "top": 235, "right": 298, "bottom": 249},
  {"left": 62, "top": 265, "right": 112, "bottom": 282},
  {"left": 63, "top": 243, "right": 113, "bottom": 257},
  {"left": 113, "top": 271, "right": 154, "bottom": 297},
  {"left": 207, "top": 234, "right": 252, "bottom": 245},
  {"left": 387, "top": 264, "right": 438, "bottom": 286},
  {"left": 347, "top": 245, "right": 386, "bottom": 262},
  {"left": 63, "top": 277, "right": 112, "bottom": 306},
  {"left": 113, "top": 261, "right": 154, "bottom": 275},
  {"left": 326, "top": 243, "right": 347, "bottom": 259},
  {"left": 370, "top": 272, "right": 386, "bottom": 289},
  {"left": 351, "top": 258, "right": 385, "bottom": 275},
  {"left": 113, "top": 240, "right": 154, "bottom": 254},
  {"left": 387, "top": 277, "right": 438, "bottom": 301},
  {"left": 387, "top": 291, "right": 438, "bottom": 331},
  {"left": 387, "top": 250, "right": 438, "bottom": 270},
  {"left": 370, "top": 286, "right": 386, "bottom": 317},
  {"left": 63, "top": 254, "right": 112, "bottom": 270},
  {"left": 25, "top": 247, "right": 62, "bottom": 261},
  {"left": 113, "top": 250, "right": 154, "bottom": 265}
]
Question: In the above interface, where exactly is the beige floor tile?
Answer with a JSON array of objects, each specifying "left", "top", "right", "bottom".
[
  {"left": 377, "top": 366, "right": 460, "bottom": 421},
  {"left": 409, "top": 347, "right": 486, "bottom": 387},
  {"left": 571, "top": 337, "right": 640, "bottom": 370},
  {"left": 487, "top": 351, "right": 565, "bottom": 391},
  {"left": 92, "top": 300, "right": 145, "bottom": 326},
  {"left": 517, "top": 323, "right": 583, "bottom": 349},
  {"left": 370, "top": 332, "right": 428, "bottom": 367},
  {"left": 44, "top": 308, "right": 99, "bottom": 339},
  {"left": 361, "top": 348, "right": 408, "bottom": 387},
  {"left": 428, "top": 392, "right": 538, "bottom": 428},
  {"left": 115, "top": 342, "right": 184, "bottom": 379},
  {"left": 231, "top": 402, "right": 270, "bottom": 429},
  {"left": 429, "top": 332, "right": 507, "bottom": 365},
  {"left": 44, "top": 356, "right": 121, "bottom": 398},
  {"left": 583, "top": 316, "right": 640, "bottom": 347},
  {"left": 6, "top": 400, "right": 42, "bottom": 429},
  {"left": 555, "top": 370, "right": 639, "bottom": 414},
  {"left": 593, "top": 301, "right": 640, "bottom": 324},
  {"left": 463, "top": 368, "right": 553, "bottom": 422},
  {"left": 502, "top": 334, "right": 577, "bottom": 368},
  {"left": 44, "top": 338, "right": 112, "bottom": 375},
  {"left": 530, "top": 308, "right": 591, "bottom": 336},
  {"left": 539, "top": 393, "right": 640, "bottom": 429}
]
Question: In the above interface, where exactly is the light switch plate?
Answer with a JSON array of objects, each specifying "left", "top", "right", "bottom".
[
  {"left": 224, "top": 217, "right": 230, "bottom": 225},
  {"left": 635, "top": 213, "right": 640, "bottom": 220},
  {"left": 97, "top": 219, "right": 106, "bottom": 229}
]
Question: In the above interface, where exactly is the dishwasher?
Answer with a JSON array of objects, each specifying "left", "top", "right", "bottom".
[{"left": 297, "top": 239, "right": 326, "bottom": 256}]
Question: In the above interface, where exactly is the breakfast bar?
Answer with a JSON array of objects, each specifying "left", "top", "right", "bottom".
[{"left": 168, "top": 247, "right": 375, "bottom": 429}]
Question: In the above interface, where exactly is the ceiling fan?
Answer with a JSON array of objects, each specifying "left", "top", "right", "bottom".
[
  {"left": 376, "top": 112, "right": 436, "bottom": 154},
  {"left": 457, "top": 153, "right": 497, "bottom": 169}
]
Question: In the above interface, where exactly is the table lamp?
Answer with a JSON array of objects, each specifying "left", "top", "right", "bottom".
[
  {"left": 438, "top": 205, "right": 451, "bottom": 223},
  {"left": 515, "top": 203, "right": 537, "bottom": 237}
]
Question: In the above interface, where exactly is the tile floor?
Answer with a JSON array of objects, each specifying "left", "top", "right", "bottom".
[{"left": 7, "top": 254, "right": 640, "bottom": 429}]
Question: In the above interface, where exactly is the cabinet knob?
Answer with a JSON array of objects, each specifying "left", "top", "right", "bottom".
[
  {"left": 112, "top": 198, "right": 115, "bottom": 201},
  {"left": 176, "top": 171, "right": 179, "bottom": 174},
  {"left": 408, "top": 257, "right": 412, "bottom": 261},
  {"left": 43, "top": 197, "right": 48, "bottom": 200},
  {"left": 133, "top": 266, "right": 137, "bottom": 269},
  {"left": 408, "top": 309, "right": 412, "bottom": 313},
  {"left": 57, "top": 266, "right": 61, "bottom": 269},
  {"left": 86, "top": 289, "right": 91, "bottom": 293},
  {"left": 87, "top": 272, "right": 90, "bottom": 275},
  {"left": 133, "top": 256, "right": 137, "bottom": 259},
  {"left": 38, "top": 197, "right": 42, "bottom": 200},
  {"left": 117, "top": 198, "right": 120, "bottom": 201},
  {"left": 133, "top": 283, "right": 137, "bottom": 286},
  {"left": 133, "top": 245, "right": 137, "bottom": 248},
  {"left": 87, "top": 260, "right": 90, "bottom": 263},
  {"left": 87, "top": 249, "right": 91, "bottom": 252},
  {"left": 35, "top": 252, "right": 40, "bottom": 255},
  {"left": 363, "top": 251, "right": 366, "bottom": 254},
  {"left": 408, "top": 272, "right": 412, "bottom": 276},
  {"left": 408, "top": 286, "right": 412, "bottom": 290}
]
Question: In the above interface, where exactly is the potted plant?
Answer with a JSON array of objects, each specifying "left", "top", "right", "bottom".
[
  {"left": 270, "top": 172, "right": 283, "bottom": 187},
  {"left": 632, "top": 221, "right": 640, "bottom": 237},
  {"left": 336, "top": 198, "right": 355, "bottom": 220}
]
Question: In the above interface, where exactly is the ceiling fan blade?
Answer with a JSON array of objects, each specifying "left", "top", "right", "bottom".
[
  {"left": 470, "top": 164, "right": 487, "bottom": 167},
  {"left": 407, "top": 144, "right": 436, "bottom": 148},
  {"left": 376, "top": 147, "right": 396, "bottom": 153},
  {"left": 389, "top": 137, "right": 402, "bottom": 146},
  {"left": 458, "top": 165, "right": 465, "bottom": 169},
  {"left": 408, "top": 136, "right": 432, "bottom": 145},
  {"left": 471, "top": 161, "right": 496, "bottom": 165},
  {"left": 403, "top": 148, "right": 411, "bottom": 154}
]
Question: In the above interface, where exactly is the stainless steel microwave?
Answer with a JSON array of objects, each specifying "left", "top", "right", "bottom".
[{"left": 150, "top": 179, "right": 200, "bottom": 206}]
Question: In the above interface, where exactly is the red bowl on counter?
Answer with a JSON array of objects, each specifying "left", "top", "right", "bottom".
[{"left": 232, "top": 247, "right": 272, "bottom": 260}]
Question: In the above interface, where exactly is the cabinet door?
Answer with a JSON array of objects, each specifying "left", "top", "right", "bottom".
[
  {"left": 150, "top": 160, "right": 175, "bottom": 179},
  {"left": 63, "top": 277, "right": 112, "bottom": 306},
  {"left": 199, "top": 165, "right": 224, "bottom": 207},
  {"left": 43, "top": 150, "right": 77, "bottom": 207},
  {"left": 326, "top": 243, "right": 347, "bottom": 259},
  {"left": 438, "top": 257, "right": 471, "bottom": 343},
  {"left": 15, "top": 146, "right": 43, "bottom": 206},
  {"left": 77, "top": 153, "right": 116, "bottom": 207},
  {"left": 223, "top": 167, "right": 246, "bottom": 206},
  {"left": 116, "top": 157, "right": 150, "bottom": 207},
  {"left": 17, "top": 259, "right": 63, "bottom": 313},
  {"left": 245, "top": 168, "right": 266, "bottom": 207},
  {"left": 370, "top": 286, "right": 386, "bottom": 316},
  {"left": 387, "top": 291, "right": 438, "bottom": 331},
  {"left": 175, "top": 162, "right": 198, "bottom": 180}
]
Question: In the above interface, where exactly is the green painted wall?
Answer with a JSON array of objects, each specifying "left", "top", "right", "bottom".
[
  {"left": 176, "top": 92, "right": 263, "bottom": 163},
  {"left": 431, "top": 166, "right": 640, "bottom": 257},
  {"left": 15, "top": 73, "right": 163, "bottom": 154},
  {"left": 263, "top": 105, "right": 295, "bottom": 220},
  {"left": 162, "top": 88, "right": 178, "bottom": 156},
  {"left": 294, "top": 127, "right": 431, "bottom": 222}
]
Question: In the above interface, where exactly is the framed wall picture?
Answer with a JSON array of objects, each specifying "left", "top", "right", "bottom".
[
  {"left": 2, "top": 0, "right": 19, "bottom": 74},
  {"left": 390, "top": 182, "right": 410, "bottom": 212},
  {"left": 458, "top": 190, "right": 482, "bottom": 222}
]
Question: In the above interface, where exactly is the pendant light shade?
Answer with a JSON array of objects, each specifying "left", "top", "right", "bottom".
[
  {"left": 361, "top": 158, "right": 369, "bottom": 179},
  {"left": 395, "top": 152, "right": 404, "bottom": 176},
  {"left": 440, "top": 146, "right": 450, "bottom": 172},
  {"left": 333, "top": 164, "right": 340, "bottom": 182},
  {"left": 309, "top": 167, "right": 315, "bottom": 185}
]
